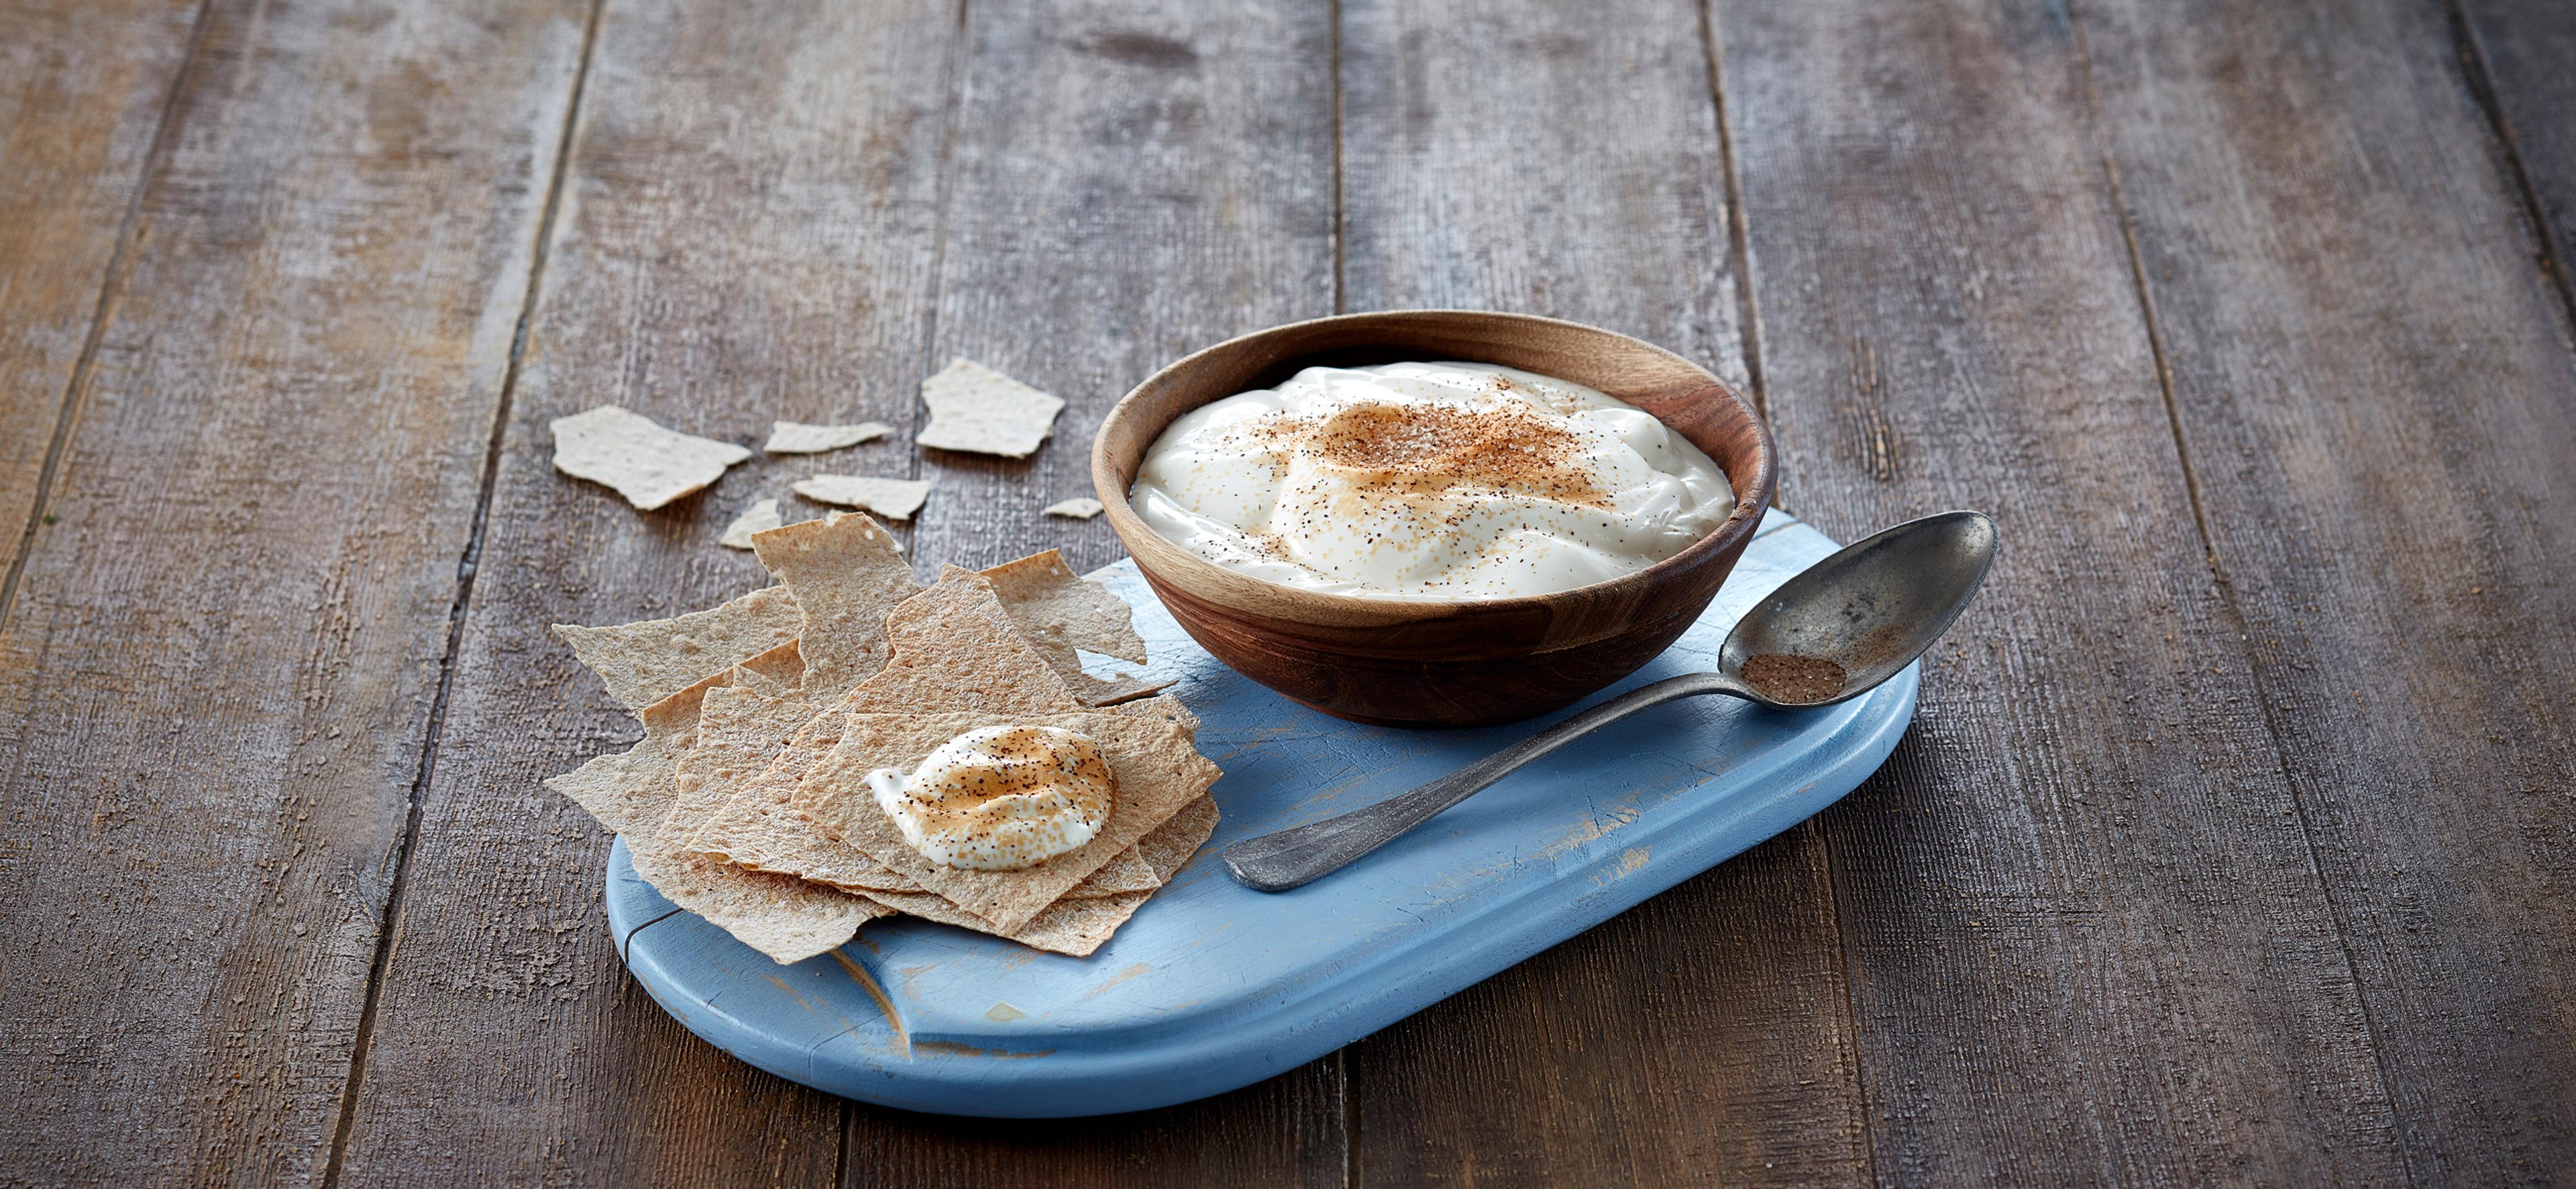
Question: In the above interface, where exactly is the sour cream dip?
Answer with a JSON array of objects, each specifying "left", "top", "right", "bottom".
[
  {"left": 1130, "top": 362, "right": 1733, "bottom": 599},
  {"left": 867, "top": 725, "right": 1114, "bottom": 870}
]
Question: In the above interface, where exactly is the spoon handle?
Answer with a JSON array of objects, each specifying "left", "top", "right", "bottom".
[{"left": 1223, "top": 672, "right": 1750, "bottom": 892}]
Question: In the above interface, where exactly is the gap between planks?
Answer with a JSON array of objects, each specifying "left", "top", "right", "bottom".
[
  {"left": 2439, "top": 0, "right": 2576, "bottom": 335},
  {"left": 317, "top": 1, "right": 612, "bottom": 1184},
  {"left": 0, "top": 0, "right": 217, "bottom": 630},
  {"left": 2061, "top": 5, "right": 2420, "bottom": 1184},
  {"left": 1699, "top": 0, "right": 1769, "bottom": 422}
]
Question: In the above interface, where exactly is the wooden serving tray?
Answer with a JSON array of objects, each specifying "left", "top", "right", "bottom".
[{"left": 604, "top": 510, "right": 1916, "bottom": 1117}]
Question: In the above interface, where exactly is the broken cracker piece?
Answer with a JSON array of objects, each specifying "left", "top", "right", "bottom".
[
  {"left": 980, "top": 550, "right": 1148, "bottom": 666},
  {"left": 1055, "top": 791, "right": 1218, "bottom": 902},
  {"left": 794, "top": 474, "right": 930, "bottom": 520},
  {"left": 637, "top": 681, "right": 890, "bottom": 963},
  {"left": 551, "top": 405, "right": 750, "bottom": 510},
  {"left": 544, "top": 667, "right": 737, "bottom": 836},
  {"left": 629, "top": 845, "right": 887, "bottom": 965},
  {"left": 553, "top": 585, "right": 802, "bottom": 711},
  {"left": 916, "top": 359, "right": 1065, "bottom": 458},
  {"left": 798, "top": 709, "right": 1219, "bottom": 934},
  {"left": 980, "top": 550, "right": 1162, "bottom": 705},
  {"left": 749, "top": 511, "right": 921, "bottom": 699},
  {"left": 547, "top": 662, "right": 879, "bottom": 964},
  {"left": 765, "top": 419, "right": 892, "bottom": 454},
  {"left": 719, "top": 498, "right": 784, "bottom": 549},
  {"left": 1042, "top": 497, "right": 1104, "bottom": 519},
  {"left": 687, "top": 567, "right": 1176, "bottom": 902},
  {"left": 861, "top": 886, "right": 1152, "bottom": 958}
]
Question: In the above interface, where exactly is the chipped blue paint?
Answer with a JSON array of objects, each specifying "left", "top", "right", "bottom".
[{"left": 609, "top": 510, "right": 1916, "bottom": 1117}]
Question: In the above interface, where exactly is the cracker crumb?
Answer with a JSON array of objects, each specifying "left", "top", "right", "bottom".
[
  {"left": 551, "top": 405, "right": 750, "bottom": 510},
  {"left": 793, "top": 475, "right": 931, "bottom": 519},
  {"left": 1043, "top": 497, "right": 1105, "bottom": 520},
  {"left": 917, "top": 359, "right": 1066, "bottom": 458},
  {"left": 719, "top": 498, "right": 784, "bottom": 549},
  {"left": 766, "top": 420, "right": 893, "bottom": 454}
]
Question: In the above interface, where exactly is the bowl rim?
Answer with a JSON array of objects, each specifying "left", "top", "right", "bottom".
[{"left": 1090, "top": 309, "right": 1779, "bottom": 629}]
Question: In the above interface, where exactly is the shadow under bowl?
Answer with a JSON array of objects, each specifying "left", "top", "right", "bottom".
[{"left": 1091, "top": 310, "right": 1778, "bottom": 729}]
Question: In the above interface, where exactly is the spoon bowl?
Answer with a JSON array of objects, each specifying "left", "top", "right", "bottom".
[
  {"left": 1721, "top": 509, "right": 2000, "bottom": 707},
  {"left": 1224, "top": 511, "right": 1999, "bottom": 891}
]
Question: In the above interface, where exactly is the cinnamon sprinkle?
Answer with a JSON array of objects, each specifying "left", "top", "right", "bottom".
[
  {"left": 1741, "top": 653, "right": 1847, "bottom": 704},
  {"left": 1305, "top": 403, "right": 1609, "bottom": 506}
]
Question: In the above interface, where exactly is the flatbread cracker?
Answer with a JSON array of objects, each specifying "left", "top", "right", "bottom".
[
  {"left": 749, "top": 512, "right": 920, "bottom": 699},
  {"left": 1042, "top": 497, "right": 1104, "bottom": 519},
  {"left": 543, "top": 669, "right": 734, "bottom": 835},
  {"left": 798, "top": 709, "right": 1218, "bottom": 933},
  {"left": 551, "top": 405, "right": 750, "bottom": 510},
  {"left": 766, "top": 420, "right": 892, "bottom": 454},
  {"left": 853, "top": 566, "right": 1085, "bottom": 713},
  {"left": 628, "top": 844, "right": 887, "bottom": 965},
  {"left": 859, "top": 887, "right": 1153, "bottom": 958},
  {"left": 546, "top": 667, "right": 881, "bottom": 964},
  {"left": 979, "top": 550, "right": 1148, "bottom": 665},
  {"left": 553, "top": 585, "right": 802, "bottom": 710},
  {"left": 688, "top": 572, "right": 1175, "bottom": 902},
  {"left": 979, "top": 550, "right": 1162, "bottom": 705},
  {"left": 793, "top": 475, "right": 930, "bottom": 519},
  {"left": 684, "top": 566, "right": 1081, "bottom": 884},
  {"left": 915, "top": 359, "right": 1065, "bottom": 458},
  {"left": 718, "top": 498, "right": 784, "bottom": 549},
  {"left": 1051, "top": 790, "right": 1219, "bottom": 902},
  {"left": 635, "top": 686, "right": 887, "bottom": 965}
]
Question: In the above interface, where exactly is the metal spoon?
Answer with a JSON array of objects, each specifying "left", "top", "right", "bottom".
[{"left": 1223, "top": 510, "right": 1999, "bottom": 892}]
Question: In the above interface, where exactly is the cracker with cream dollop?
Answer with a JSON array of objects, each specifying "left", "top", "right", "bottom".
[
  {"left": 796, "top": 709, "right": 1219, "bottom": 933},
  {"left": 547, "top": 507, "right": 1216, "bottom": 961}
]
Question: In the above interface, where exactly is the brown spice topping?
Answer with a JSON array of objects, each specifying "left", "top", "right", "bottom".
[
  {"left": 1307, "top": 403, "right": 1608, "bottom": 507},
  {"left": 1741, "top": 653, "right": 1847, "bottom": 704}
]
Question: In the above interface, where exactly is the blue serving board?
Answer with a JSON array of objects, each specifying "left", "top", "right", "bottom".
[{"left": 606, "top": 509, "right": 1915, "bottom": 1117}]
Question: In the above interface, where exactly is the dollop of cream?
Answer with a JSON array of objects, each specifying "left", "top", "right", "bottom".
[
  {"left": 868, "top": 726, "right": 1114, "bottom": 870},
  {"left": 1130, "top": 362, "right": 1733, "bottom": 599}
]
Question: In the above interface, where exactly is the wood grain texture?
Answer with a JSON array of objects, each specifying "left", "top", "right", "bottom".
[
  {"left": 1333, "top": 1, "right": 1870, "bottom": 1182},
  {"left": 1721, "top": 0, "right": 2408, "bottom": 1181},
  {"left": 845, "top": 1059, "right": 1346, "bottom": 1188},
  {"left": 863, "top": 0, "right": 1345, "bottom": 1180},
  {"left": 329, "top": 0, "right": 959, "bottom": 1183},
  {"left": 0, "top": 0, "right": 590, "bottom": 1181},
  {"left": 904, "top": 0, "right": 1339, "bottom": 579},
  {"left": 2457, "top": 0, "right": 2576, "bottom": 319},
  {"left": 0, "top": 0, "right": 199, "bottom": 572},
  {"left": 2082, "top": 0, "right": 2576, "bottom": 1176}
]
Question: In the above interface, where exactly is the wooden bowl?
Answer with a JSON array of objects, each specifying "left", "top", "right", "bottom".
[{"left": 1091, "top": 311, "right": 1778, "bottom": 728}]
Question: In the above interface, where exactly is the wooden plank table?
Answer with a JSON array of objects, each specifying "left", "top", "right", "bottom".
[{"left": 2, "top": 0, "right": 2568, "bottom": 1182}]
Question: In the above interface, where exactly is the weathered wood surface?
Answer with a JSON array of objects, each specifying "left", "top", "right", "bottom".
[
  {"left": 1722, "top": 0, "right": 2406, "bottom": 1181},
  {"left": 329, "top": 0, "right": 951, "bottom": 1182},
  {"left": 904, "top": 0, "right": 1340, "bottom": 579},
  {"left": 0, "top": 0, "right": 197, "bottom": 594},
  {"left": 0, "top": 0, "right": 591, "bottom": 1182},
  {"left": 3, "top": 0, "right": 2574, "bottom": 1183},
  {"left": 859, "top": 0, "right": 1345, "bottom": 1178},
  {"left": 2084, "top": 0, "right": 2576, "bottom": 1176},
  {"left": 2458, "top": 0, "right": 2576, "bottom": 318},
  {"left": 1336, "top": 1, "right": 1870, "bottom": 1184}
]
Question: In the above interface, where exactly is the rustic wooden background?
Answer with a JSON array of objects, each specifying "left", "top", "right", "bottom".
[{"left": 4, "top": 0, "right": 2572, "bottom": 1183}]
